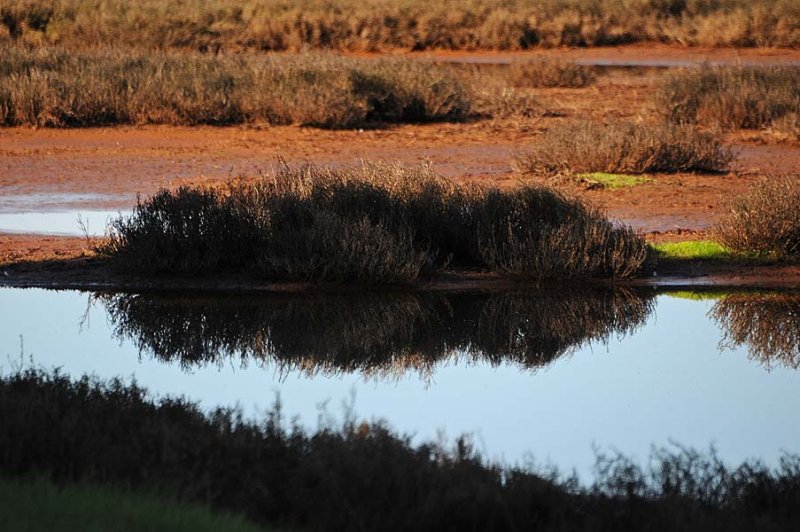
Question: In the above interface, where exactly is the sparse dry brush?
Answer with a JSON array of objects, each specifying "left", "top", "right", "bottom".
[
  {"left": 657, "top": 66, "right": 800, "bottom": 134},
  {"left": 457, "top": 59, "right": 593, "bottom": 120},
  {"left": 714, "top": 177, "right": 800, "bottom": 259},
  {"left": 771, "top": 112, "right": 800, "bottom": 142},
  {"left": 0, "top": 46, "right": 472, "bottom": 127},
  {"left": 0, "top": 46, "right": 597, "bottom": 127},
  {"left": 516, "top": 120, "right": 733, "bottom": 175},
  {"left": 507, "top": 58, "right": 596, "bottom": 88},
  {"left": 99, "top": 162, "right": 651, "bottom": 282},
  {"left": 2, "top": 0, "right": 800, "bottom": 51}
]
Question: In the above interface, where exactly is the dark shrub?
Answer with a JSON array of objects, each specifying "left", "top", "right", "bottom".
[{"left": 99, "top": 162, "right": 651, "bottom": 281}]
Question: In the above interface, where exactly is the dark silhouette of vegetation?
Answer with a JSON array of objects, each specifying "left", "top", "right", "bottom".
[
  {"left": 712, "top": 292, "right": 800, "bottom": 370},
  {"left": 95, "top": 287, "right": 655, "bottom": 377},
  {"left": 657, "top": 66, "right": 800, "bottom": 133},
  {"left": 515, "top": 120, "right": 733, "bottom": 175},
  {"left": 2, "top": 368, "right": 800, "bottom": 531},
  {"left": 98, "top": 162, "right": 651, "bottom": 282},
  {"left": 3, "top": 0, "right": 800, "bottom": 52},
  {"left": 714, "top": 177, "right": 800, "bottom": 259},
  {"left": 0, "top": 47, "right": 471, "bottom": 128}
]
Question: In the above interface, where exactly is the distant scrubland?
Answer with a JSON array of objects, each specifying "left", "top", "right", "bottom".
[
  {"left": 0, "top": 45, "right": 600, "bottom": 127},
  {"left": 2, "top": 0, "right": 799, "bottom": 51}
]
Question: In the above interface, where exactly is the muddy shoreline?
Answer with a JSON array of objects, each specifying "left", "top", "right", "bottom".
[{"left": 2, "top": 237, "right": 799, "bottom": 292}]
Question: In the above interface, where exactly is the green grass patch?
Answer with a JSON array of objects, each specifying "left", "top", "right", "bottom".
[
  {"left": 651, "top": 240, "right": 731, "bottom": 261},
  {"left": 577, "top": 172, "right": 652, "bottom": 190},
  {"left": 0, "top": 475, "right": 271, "bottom": 532}
]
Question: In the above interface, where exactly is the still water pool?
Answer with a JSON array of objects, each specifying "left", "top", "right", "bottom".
[{"left": 1, "top": 287, "right": 798, "bottom": 478}]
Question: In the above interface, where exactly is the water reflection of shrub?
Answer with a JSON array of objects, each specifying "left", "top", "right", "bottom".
[
  {"left": 711, "top": 293, "right": 800, "bottom": 370},
  {"left": 97, "top": 288, "right": 655, "bottom": 376}
]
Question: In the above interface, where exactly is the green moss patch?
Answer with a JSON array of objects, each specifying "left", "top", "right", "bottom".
[
  {"left": 577, "top": 172, "right": 653, "bottom": 190},
  {"left": 651, "top": 240, "right": 731, "bottom": 261}
]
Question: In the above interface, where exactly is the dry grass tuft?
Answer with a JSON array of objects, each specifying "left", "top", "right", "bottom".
[
  {"left": 657, "top": 66, "right": 800, "bottom": 132},
  {"left": 507, "top": 58, "right": 595, "bottom": 88},
  {"left": 769, "top": 112, "right": 800, "bottom": 142},
  {"left": 515, "top": 120, "right": 733, "bottom": 175},
  {"left": 714, "top": 177, "right": 800, "bottom": 259}
]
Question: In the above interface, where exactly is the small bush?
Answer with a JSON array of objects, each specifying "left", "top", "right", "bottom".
[
  {"left": 714, "top": 177, "right": 800, "bottom": 259},
  {"left": 770, "top": 112, "right": 800, "bottom": 142},
  {"left": 507, "top": 58, "right": 595, "bottom": 88},
  {"left": 657, "top": 66, "right": 800, "bottom": 131},
  {"left": 476, "top": 187, "right": 649, "bottom": 279},
  {"left": 516, "top": 120, "right": 733, "bottom": 175},
  {"left": 99, "top": 162, "right": 650, "bottom": 281}
]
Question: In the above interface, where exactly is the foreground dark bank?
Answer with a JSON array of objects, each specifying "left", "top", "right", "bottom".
[{"left": 2, "top": 368, "right": 799, "bottom": 532}]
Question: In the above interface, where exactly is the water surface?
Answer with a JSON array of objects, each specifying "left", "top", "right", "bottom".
[
  {"left": 1, "top": 287, "right": 798, "bottom": 478},
  {"left": 0, "top": 210, "right": 122, "bottom": 236}
]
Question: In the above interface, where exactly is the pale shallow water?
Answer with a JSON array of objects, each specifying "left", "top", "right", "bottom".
[
  {"left": 0, "top": 192, "right": 128, "bottom": 213},
  {"left": 1, "top": 287, "right": 798, "bottom": 479},
  {"left": 0, "top": 210, "right": 124, "bottom": 236}
]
